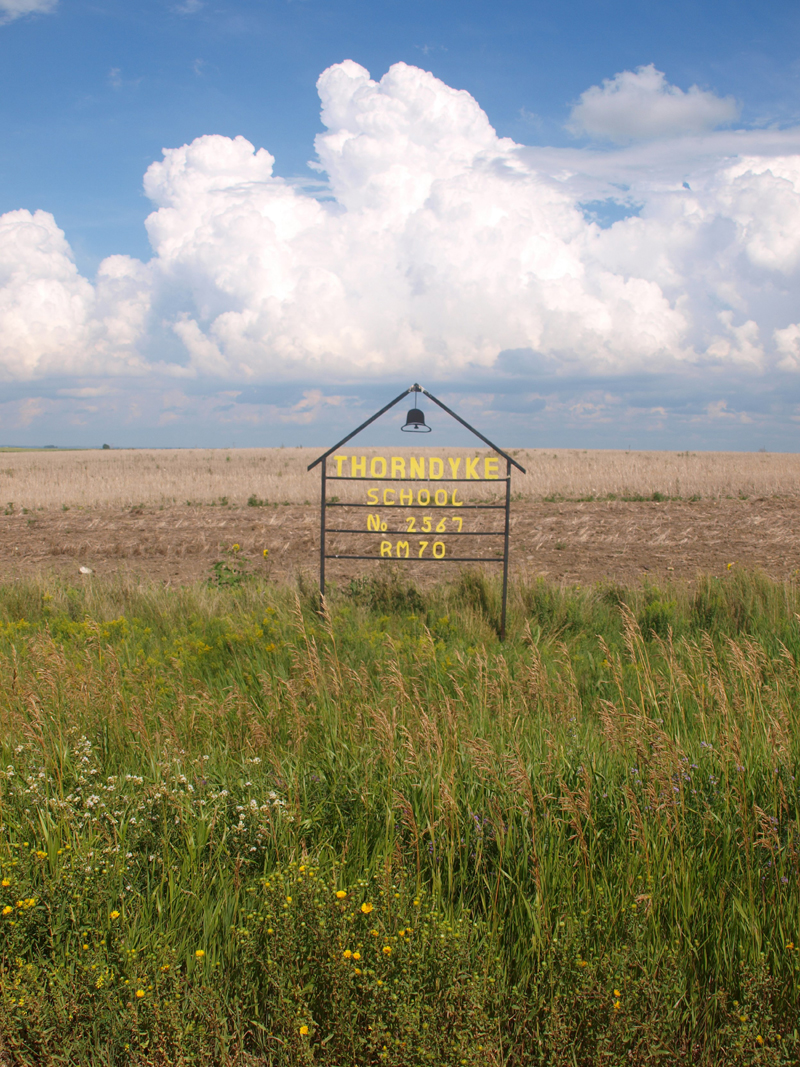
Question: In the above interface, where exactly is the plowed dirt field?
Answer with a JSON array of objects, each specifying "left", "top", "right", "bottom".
[{"left": 2, "top": 496, "right": 798, "bottom": 587}]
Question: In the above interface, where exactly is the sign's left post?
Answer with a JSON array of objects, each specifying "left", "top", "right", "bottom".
[{"left": 319, "top": 460, "right": 327, "bottom": 599}]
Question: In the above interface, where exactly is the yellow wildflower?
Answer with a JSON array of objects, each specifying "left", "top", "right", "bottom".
[
  {"left": 613, "top": 1000, "right": 621, "bottom": 1011},
  {"left": 135, "top": 989, "right": 145, "bottom": 999},
  {"left": 343, "top": 950, "right": 352, "bottom": 959},
  {"left": 577, "top": 960, "right": 588, "bottom": 968},
  {"left": 263, "top": 549, "right": 269, "bottom": 559},
  {"left": 352, "top": 951, "right": 361, "bottom": 961},
  {"left": 35, "top": 851, "right": 46, "bottom": 860},
  {"left": 2, "top": 906, "right": 12, "bottom": 916},
  {"left": 756, "top": 1036, "right": 764, "bottom": 1046},
  {"left": 361, "top": 902, "right": 373, "bottom": 915},
  {"left": 336, "top": 890, "right": 347, "bottom": 900},
  {"left": 299, "top": 1025, "right": 309, "bottom": 1036},
  {"left": 286, "top": 896, "right": 292, "bottom": 904},
  {"left": 110, "top": 910, "right": 120, "bottom": 920},
  {"left": 195, "top": 949, "right": 205, "bottom": 959},
  {"left": 354, "top": 967, "right": 362, "bottom": 975},
  {"left": 787, "top": 942, "right": 795, "bottom": 950},
  {"left": 613, "top": 989, "right": 622, "bottom": 998},
  {"left": 1, "top": 879, "right": 9, "bottom": 887},
  {"left": 382, "top": 945, "right": 392, "bottom": 956}
]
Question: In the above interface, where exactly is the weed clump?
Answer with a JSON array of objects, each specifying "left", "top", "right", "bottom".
[{"left": 346, "top": 570, "right": 425, "bottom": 614}]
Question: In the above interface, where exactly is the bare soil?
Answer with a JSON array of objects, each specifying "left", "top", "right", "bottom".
[{"left": 1, "top": 496, "right": 798, "bottom": 587}]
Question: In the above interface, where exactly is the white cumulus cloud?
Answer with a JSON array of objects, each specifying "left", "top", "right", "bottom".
[
  {"left": 0, "top": 60, "right": 798, "bottom": 392},
  {"left": 0, "top": 209, "right": 152, "bottom": 378},
  {"left": 568, "top": 64, "right": 739, "bottom": 143},
  {"left": 775, "top": 322, "right": 800, "bottom": 371},
  {"left": 0, "top": 0, "right": 56, "bottom": 23}
]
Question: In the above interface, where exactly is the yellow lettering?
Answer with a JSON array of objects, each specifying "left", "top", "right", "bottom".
[
  {"left": 448, "top": 457, "right": 462, "bottom": 478},
  {"left": 418, "top": 489, "right": 430, "bottom": 506},
  {"left": 406, "top": 516, "right": 416, "bottom": 532},
  {"left": 410, "top": 456, "right": 425, "bottom": 479},
  {"left": 367, "top": 513, "right": 381, "bottom": 531},
  {"left": 418, "top": 541, "right": 429, "bottom": 557},
  {"left": 383, "top": 489, "right": 396, "bottom": 506},
  {"left": 391, "top": 456, "right": 405, "bottom": 478},
  {"left": 436, "top": 516, "right": 447, "bottom": 532},
  {"left": 334, "top": 455, "right": 347, "bottom": 476},
  {"left": 429, "top": 457, "right": 444, "bottom": 479},
  {"left": 396, "top": 541, "right": 410, "bottom": 558},
  {"left": 370, "top": 456, "right": 387, "bottom": 478},
  {"left": 352, "top": 456, "right": 366, "bottom": 477},
  {"left": 367, "top": 488, "right": 379, "bottom": 505},
  {"left": 485, "top": 458, "right": 499, "bottom": 480},
  {"left": 380, "top": 541, "right": 392, "bottom": 557},
  {"left": 434, "top": 489, "right": 448, "bottom": 507},
  {"left": 399, "top": 489, "right": 413, "bottom": 505},
  {"left": 452, "top": 515, "right": 463, "bottom": 532},
  {"left": 422, "top": 516, "right": 432, "bottom": 532},
  {"left": 433, "top": 541, "right": 446, "bottom": 559},
  {"left": 451, "top": 489, "right": 463, "bottom": 507},
  {"left": 465, "top": 457, "right": 480, "bottom": 479}
]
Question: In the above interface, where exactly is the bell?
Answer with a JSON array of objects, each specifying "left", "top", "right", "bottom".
[{"left": 401, "top": 407, "right": 431, "bottom": 432}]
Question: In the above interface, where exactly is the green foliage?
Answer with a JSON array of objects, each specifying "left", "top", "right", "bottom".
[
  {"left": 0, "top": 569, "right": 799, "bottom": 1064},
  {"left": 209, "top": 546, "right": 255, "bottom": 589},
  {"left": 209, "top": 559, "right": 250, "bottom": 588}
]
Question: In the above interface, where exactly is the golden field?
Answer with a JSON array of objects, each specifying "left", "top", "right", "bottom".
[{"left": 0, "top": 445, "right": 798, "bottom": 510}]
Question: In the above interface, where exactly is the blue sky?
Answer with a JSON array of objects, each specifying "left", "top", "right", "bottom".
[{"left": 1, "top": 0, "right": 800, "bottom": 449}]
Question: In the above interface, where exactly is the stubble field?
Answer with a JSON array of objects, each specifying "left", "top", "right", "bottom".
[{"left": 1, "top": 446, "right": 799, "bottom": 586}]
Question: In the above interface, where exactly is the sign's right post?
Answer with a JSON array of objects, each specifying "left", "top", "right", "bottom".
[{"left": 501, "top": 455, "right": 511, "bottom": 641}]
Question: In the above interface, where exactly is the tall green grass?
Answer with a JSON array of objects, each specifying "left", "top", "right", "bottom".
[{"left": 0, "top": 569, "right": 798, "bottom": 1065}]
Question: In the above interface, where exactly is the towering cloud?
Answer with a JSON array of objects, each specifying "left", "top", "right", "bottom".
[{"left": 0, "top": 60, "right": 798, "bottom": 388}]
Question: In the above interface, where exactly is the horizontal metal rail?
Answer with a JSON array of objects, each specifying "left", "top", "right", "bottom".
[
  {"left": 326, "top": 502, "right": 505, "bottom": 509},
  {"left": 325, "top": 554, "right": 504, "bottom": 562},
  {"left": 327, "top": 476, "right": 509, "bottom": 483},
  {"left": 326, "top": 528, "right": 504, "bottom": 536}
]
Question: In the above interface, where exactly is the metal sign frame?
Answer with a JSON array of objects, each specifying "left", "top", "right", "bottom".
[{"left": 308, "top": 383, "right": 525, "bottom": 638}]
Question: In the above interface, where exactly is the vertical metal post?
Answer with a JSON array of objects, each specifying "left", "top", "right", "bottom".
[
  {"left": 319, "top": 461, "right": 326, "bottom": 599},
  {"left": 500, "top": 456, "right": 511, "bottom": 641}
]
